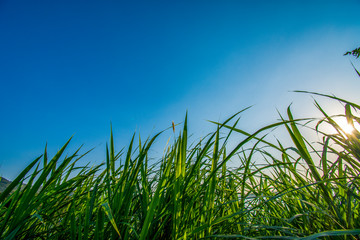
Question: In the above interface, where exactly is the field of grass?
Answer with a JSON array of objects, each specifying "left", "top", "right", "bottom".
[{"left": 1, "top": 53, "right": 360, "bottom": 239}]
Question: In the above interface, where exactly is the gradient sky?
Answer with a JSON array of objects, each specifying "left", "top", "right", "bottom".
[{"left": 1, "top": 0, "right": 360, "bottom": 180}]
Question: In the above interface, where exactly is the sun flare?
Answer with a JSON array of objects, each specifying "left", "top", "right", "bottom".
[{"left": 336, "top": 118, "right": 357, "bottom": 134}]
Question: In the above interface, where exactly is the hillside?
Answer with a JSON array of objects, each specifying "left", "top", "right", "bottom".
[{"left": 0, "top": 177, "right": 11, "bottom": 193}]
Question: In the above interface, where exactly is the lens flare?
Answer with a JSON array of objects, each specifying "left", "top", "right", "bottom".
[{"left": 336, "top": 118, "right": 357, "bottom": 134}]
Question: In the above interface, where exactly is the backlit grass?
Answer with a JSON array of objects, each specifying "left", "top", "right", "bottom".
[{"left": 1, "top": 67, "right": 360, "bottom": 239}]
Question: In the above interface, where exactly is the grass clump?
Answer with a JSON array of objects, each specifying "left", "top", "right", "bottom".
[{"left": 1, "top": 63, "right": 360, "bottom": 240}]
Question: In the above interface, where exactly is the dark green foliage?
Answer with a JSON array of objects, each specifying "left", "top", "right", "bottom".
[
  {"left": 344, "top": 47, "right": 360, "bottom": 59},
  {"left": 344, "top": 46, "right": 360, "bottom": 77}
]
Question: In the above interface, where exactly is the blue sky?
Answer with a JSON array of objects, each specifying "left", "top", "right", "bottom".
[{"left": 1, "top": 0, "right": 360, "bottom": 179}]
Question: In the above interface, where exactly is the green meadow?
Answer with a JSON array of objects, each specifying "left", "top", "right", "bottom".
[{"left": 1, "top": 49, "right": 360, "bottom": 239}]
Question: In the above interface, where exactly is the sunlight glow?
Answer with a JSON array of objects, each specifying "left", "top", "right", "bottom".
[{"left": 336, "top": 118, "right": 359, "bottom": 135}]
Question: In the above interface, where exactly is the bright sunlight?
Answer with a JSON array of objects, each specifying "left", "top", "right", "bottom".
[{"left": 336, "top": 117, "right": 360, "bottom": 135}]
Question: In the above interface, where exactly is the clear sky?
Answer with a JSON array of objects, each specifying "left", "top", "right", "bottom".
[{"left": 1, "top": 0, "right": 360, "bottom": 180}]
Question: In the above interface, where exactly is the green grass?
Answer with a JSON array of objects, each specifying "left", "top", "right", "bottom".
[{"left": 1, "top": 70, "right": 360, "bottom": 239}]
